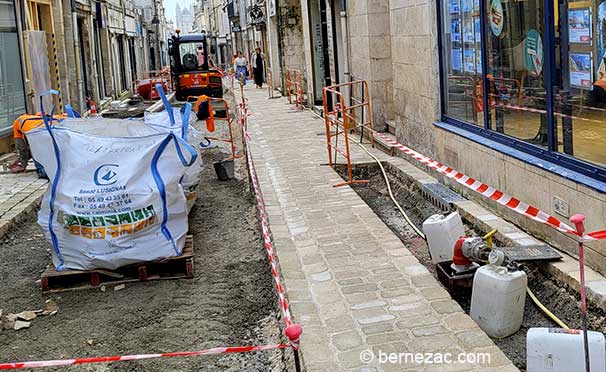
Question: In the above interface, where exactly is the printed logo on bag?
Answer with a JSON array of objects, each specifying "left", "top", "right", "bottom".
[
  {"left": 62, "top": 205, "right": 157, "bottom": 239},
  {"left": 94, "top": 164, "right": 119, "bottom": 186}
]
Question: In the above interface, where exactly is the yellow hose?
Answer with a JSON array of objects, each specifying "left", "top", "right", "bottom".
[{"left": 527, "top": 287, "right": 569, "bottom": 329}]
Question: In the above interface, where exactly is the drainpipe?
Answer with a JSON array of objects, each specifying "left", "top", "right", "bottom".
[
  {"left": 71, "top": 0, "right": 85, "bottom": 112},
  {"left": 275, "top": 0, "right": 285, "bottom": 92},
  {"left": 339, "top": 0, "right": 350, "bottom": 102}
]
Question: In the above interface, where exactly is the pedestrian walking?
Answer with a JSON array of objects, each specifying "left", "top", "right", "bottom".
[
  {"left": 234, "top": 51, "right": 248, "bottom": 85},
  {"left": 252, "top": 47, "right": 265, "bottom": 89}
]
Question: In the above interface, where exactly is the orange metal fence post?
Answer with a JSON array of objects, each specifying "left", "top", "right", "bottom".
[
  {"left": 285, "top": 69, "right": 292, "bottom": 104},
  {"left": 191, "top": 96, "right": 240, "bottom": 160},
  {"left": 321, "top": 80, "right": 375, "bottom": 187}
]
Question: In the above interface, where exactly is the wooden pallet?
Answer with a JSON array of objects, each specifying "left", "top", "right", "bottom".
[{"left": 40, "top": 236, "right": 194, "bottom": 293}]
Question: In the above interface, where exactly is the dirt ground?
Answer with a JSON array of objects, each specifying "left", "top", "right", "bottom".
[
  {"left": 0, "top": 91, "right": 292, "bottom": 371},
  {"left": 342, "top": 162, "right": 606, "bottom": 371}
]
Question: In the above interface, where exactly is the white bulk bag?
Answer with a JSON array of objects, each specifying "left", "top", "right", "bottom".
[{"left": 27, "top": 94, "right": 198, "bottom": 271}]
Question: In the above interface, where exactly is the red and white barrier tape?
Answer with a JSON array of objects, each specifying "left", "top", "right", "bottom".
[
  {"left": 372, "top": 131, "right": 606, "bottom": 241},
  {"left": 0, "top": 344, "right": 289, "bottom": 370},
  {"left": 239, "top": 98, "right": 298, "bottom": 331}
]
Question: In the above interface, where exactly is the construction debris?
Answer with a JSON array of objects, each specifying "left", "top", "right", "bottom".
[
  {"left": 42, "top": 300, "right": 59, "bottom": 316},
  {"left": 13, "top": 321, "right": 30, "bottom": 330},
  {"left": 113, "top": 284, "right": 126, "bottom": 291},
  {"left": 15, "top": 311, "right": 37, "bottom": 321}
]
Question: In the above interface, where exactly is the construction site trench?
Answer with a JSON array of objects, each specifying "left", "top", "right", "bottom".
[
  {"left": 0, "top": 93, "right": 294, "bottom": 372},
  {"left": 338, "top": 162, "right": 606, "bottom": 371}
]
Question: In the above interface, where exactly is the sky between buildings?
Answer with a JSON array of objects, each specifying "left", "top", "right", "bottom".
[{"left": 164, "top": 0, "right": 194, "bottom": 23}]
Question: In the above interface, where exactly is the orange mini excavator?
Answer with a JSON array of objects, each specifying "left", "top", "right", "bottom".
[{"left": 168, "top": 31, "right": 224, "bottom": 101}]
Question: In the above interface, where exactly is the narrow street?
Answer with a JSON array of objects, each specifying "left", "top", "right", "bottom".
[{"left": 4, "top": 0, "right": 606, "bottom": 370}]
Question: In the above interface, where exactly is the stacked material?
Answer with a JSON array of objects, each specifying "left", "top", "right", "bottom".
[{"left": 27, "top": 87, "right": 200, "bottom": 271}]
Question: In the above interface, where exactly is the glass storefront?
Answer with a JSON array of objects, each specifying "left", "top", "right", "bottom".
[
  {"left": 0, "top": 0, "right": 26, "bottom": 133},
  {"left": 439, "top": 0, "right": 606, "bottom": 180}
]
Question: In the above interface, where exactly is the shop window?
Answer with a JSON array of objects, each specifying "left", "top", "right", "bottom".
[
  {"left": 438, "top": 0, "right": 606, "bottom": 181},
  {"left": 485, "top": 0, "right": 548, "bottom": 148},
  {"left": 441, "top": 0, "right": 484, "bottom": 126},
  {"left": 0, "top": 0, "right": 26, "bottom": 133},
  {"left": 553, "top": 2, "right": 606, "bottom": 167}
]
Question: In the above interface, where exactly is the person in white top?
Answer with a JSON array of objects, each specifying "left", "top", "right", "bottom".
[{"left": 234, "top": 51, "right": 248, "bottom": 85}]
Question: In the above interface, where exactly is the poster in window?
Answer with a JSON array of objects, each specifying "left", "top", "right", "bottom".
[
  {"left": 463, "top": 48, "right": 475, "bottom": 72},
  {"left": 476, "top": 49, "right": 482, "bottom": 73},
  {"left": 474, "top": 0, "right": 479, "bottom": 11},
  {"left": 451, "top": 19, "right": 461, "bottom": 42},
  {"left": 570, "top": 53, "right": 593, "bottom": 89},
  {"left": 462, "top": 0, "right": 472, "bottom": 12},
  {"left": 475, "top": 17, "right": 481, "bottom": 42},
  {"left": 463, "top": 21, "right": 474, "bottom": 42},
  {"left": 450, "top": 0, "right": 460, "bottom": 13},
  {"left": 490, "top": 0, "right": 504, "bottom": 37},
  {"left": 568, "top": 8, "right": 592, "bottom": 44},
  {"left": 452, "top": 48, "right": 463, "bottom": 72}
]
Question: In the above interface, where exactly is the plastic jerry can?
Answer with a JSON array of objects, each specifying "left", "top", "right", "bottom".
[
  {"left": 527, "top": 327, "right": 606, "bottom": 372},
  {"left": 470, "top": 264, "right": 527, "bottom": 338},
  {"left": 422, "top": 212, "right": 465, "bottom": 263}
]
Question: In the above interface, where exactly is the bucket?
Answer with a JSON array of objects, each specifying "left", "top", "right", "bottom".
[{"left": 214, "top": 159, "right": 234, "bottom": 181}]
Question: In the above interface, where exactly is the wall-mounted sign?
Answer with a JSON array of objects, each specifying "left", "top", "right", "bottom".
[
  {"left": 490, "top": 0, "right": 504, "bottom": 37},
  {"left": 524, "top": 29, "right": 543, "bottom": 76},
  {"left": 568, "top": 8, "right": 592, "bottom": 44},
  {"left": 570, "top": 52, "right": 593, "bottom": 89}
]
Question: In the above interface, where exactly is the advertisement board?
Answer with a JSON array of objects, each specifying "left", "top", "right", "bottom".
[
  {"left": 569, "top": 8, "right": 592, "bottom": 44},
  {"left": 570, "top": 52, "right": 593, "bottom": 89}
]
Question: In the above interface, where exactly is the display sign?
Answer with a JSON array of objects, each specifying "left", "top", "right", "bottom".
[
  {"left": 463, "top": 21, "right": 474, "bottom": 42},
  {"left": 475, "top": 17, "right": 481, "bottom": 42},
  {"left": 490, "top": 0, "right": 504, "bottom": 37},
  {"left": 450, "top": 0, "right": 460, "bottom": 14},
  {"left": 570, "top": 52, "right": 593, "bottom": 89},
  {"left": 462, "top": 0, "right": 472, "bottom": 13},
  {"left": 452, "top": 48, "right": 463, "bottom": 72},
  {"left": 463, "top": 48, "right": 475, "bottom": 72},
  {"left": 525, "top": 29, "right": 543, "bottom": 76},
  {"left": 451, "top": 19, "right": 461, "bottom": 42},
  {"left": 568, "top": 8, "right": 592, "bottom": 44},
  {"left": 476, "top": 50, "right": 482, "bottom": 74}
]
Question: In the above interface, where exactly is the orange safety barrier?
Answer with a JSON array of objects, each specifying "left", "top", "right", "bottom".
[
  {"left": 190, "top": 95, "right": 240, "bottom": 160},
  {"left": 322, "top": 80, "right": 374, "bottom": 187},
  {"left": 267, "top": 70, "right": 274, "bottom": 99},
  {"left": 284, "top": 69, "right": 304, "bottom": 109}
]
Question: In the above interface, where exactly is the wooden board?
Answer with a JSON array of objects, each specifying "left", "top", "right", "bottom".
[{"left": 40, "top": 236, "right": 194, "bottom": 293}]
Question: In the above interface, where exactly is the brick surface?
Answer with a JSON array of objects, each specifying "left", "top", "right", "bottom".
[
  {"left": 245, "top": 88, "right": 517, "bottom": 371},
  {"left": 0, "top": 170, "right": 47, "bottom": 240}
]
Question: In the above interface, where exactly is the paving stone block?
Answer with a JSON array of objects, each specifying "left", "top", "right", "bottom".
[
  {"left": 342, "top": 283, "right": 379, "bottom": 294},
  {"left": 430, "top": 299, "right": 462, "bottom": 314},
  {"left": 331, "top": 330, "right": 364, "bottom": 351},
  {"left": 361, "top": 322, "right": 395, "bottom": 335}
]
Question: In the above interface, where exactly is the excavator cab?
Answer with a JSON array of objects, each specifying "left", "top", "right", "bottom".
[{"left": 168, "top": 32, "right": 224, "bottom": 101}]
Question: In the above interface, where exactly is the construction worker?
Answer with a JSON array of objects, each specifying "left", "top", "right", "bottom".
[{"left": 9, "top": 112, "right": 69, "bottom": 173}]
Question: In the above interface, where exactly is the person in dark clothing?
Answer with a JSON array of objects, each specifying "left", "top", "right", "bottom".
[{"left": 252, "top": 47, "right": 265, "bottom": 88}]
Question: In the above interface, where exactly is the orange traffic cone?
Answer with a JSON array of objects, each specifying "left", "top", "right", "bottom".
[{"left": 90, "top": 100, "right": 97, "bottom": 116}]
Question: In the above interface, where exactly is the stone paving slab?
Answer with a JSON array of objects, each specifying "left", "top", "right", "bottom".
[
  {"left": 0, "top": 169, "right": 47, "bottom": 239},
  {"left": 244, "top": 87, "right": 518, "bottom": 372}
]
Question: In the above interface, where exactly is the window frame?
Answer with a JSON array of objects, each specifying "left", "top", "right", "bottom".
[{"left": 436, "top": 0, "right": 606, "bottom": 184}]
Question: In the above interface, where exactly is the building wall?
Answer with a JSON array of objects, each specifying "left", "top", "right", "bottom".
[
  {"left": 377, "top": 1, "right": 606, "bottom": 276},
  {"left": 389, "top": 0, "right": 440, "bottom": 155}
]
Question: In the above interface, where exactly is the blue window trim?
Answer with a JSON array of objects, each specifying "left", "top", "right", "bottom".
[
  {"left": 435, "top": 0, "right": 606, "bottom": 191},
  {"left": 435, "top": 118, "right": 606, "bottom": 192}
]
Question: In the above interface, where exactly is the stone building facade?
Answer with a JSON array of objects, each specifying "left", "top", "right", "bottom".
[{"left": 264, "top": 0, "right": 606, "bottom": 276}]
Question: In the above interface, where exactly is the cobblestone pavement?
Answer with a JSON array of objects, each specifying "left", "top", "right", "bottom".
[
  {"left": 244, "top": 86, "right": 518, "bottom": 372},
  {"left": 0, "top": 168, "right": 47, "bottom": 239}
]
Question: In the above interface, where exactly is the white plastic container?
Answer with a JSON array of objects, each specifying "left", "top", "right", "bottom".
[
  {"left": 422, "top": 212, "right": 465, "bottom": 263},
  {"left": 527, "top": 327, "right": 606, "bottom": 372},
  {"left": 470, "top": 265, "right": 527, "bottom": 338}
]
